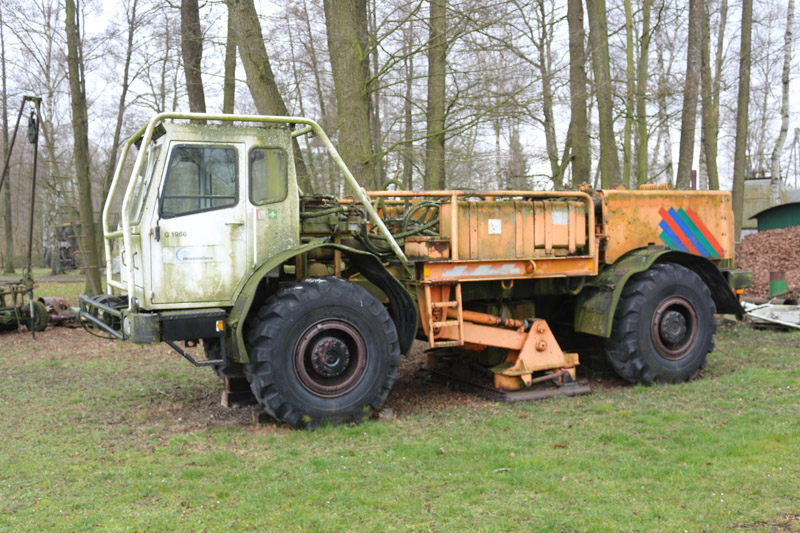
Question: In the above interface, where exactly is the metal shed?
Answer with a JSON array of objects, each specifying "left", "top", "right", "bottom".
[{"left": 750, "top": 201, "right": 800, "bottom": 231}]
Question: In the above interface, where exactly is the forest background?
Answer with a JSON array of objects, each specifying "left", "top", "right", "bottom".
[{"left": 0, "top": 0, "right": 795, "bottom": 293}]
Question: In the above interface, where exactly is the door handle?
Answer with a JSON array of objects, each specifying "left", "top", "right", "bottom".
[{"left": 225, "top": 221, "right": 244, "bottom": 226}]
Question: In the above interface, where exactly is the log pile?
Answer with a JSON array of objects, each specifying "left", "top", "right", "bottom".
[{"left": 736, "top": 226, "right": 800, "bottom": 298}]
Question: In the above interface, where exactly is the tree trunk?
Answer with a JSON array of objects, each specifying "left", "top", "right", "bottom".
[
  {"left": 586, "top": 0, "right": 620, "bottom": 188},
  {"left": 567, "top": 0, "right": 590, "bottom": 186},
  {"left": 770, "top": 0, "right": 794, "bottom": 203},
  {"left": 623, "top": 0, "right": 635, "bottom": 188},
  {"left": 65, "top": 0, "right": 102, "bottom": 295},
  {"left": 368, "top": 0, "right": 385, "bottom": 188},
  {"left": 180, "top": 0, "right": 206, "bottom": 115},
  {"left": 403, "top": 15, "right": 415, "bottom": 191},
  {"left": 425, "top": 0, "right": 447, "bottom": 190},
  {"left": 713, "top": 0, "right": 727, "bottom": 151},
  {"left": 323, "top": 0, "right": 377, "bottom": 189},
  {"left": 0, "top": 5, "right": 13, "bottom": 274},
  {"left": 223, "top": 8, "right": 236, "bottom": 114},
  {"left": 226, "top": 0, "right": 313, "bottom": 193},
  {"left": 102, "top": 0, "right": 138, "bottom": 204},
  {"left": 732, "top": 0, "right": 753, "bottom": 241},
  {"left": 676, "top": 0, "right": 702, "bottom": 189},
  {"left": 535, "top": 0, "right": 560, "bottom": 188},
  {"left": 635, "top": 0, "right": 651, "bottom": 186},
  {"left": 700, "top": 0, "right": 719, "bottom": 190}
]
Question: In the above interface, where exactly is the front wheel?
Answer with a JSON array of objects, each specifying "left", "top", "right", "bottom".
[
  {"left": 245, "top": 277, "right": 400, "bottom": 428},
  {"left": 604, "top": 263, "right": 716, "bottom": 384}
]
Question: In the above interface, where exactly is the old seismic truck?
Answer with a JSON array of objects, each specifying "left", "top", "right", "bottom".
[{"left": 80, "top": 113, "right": 750, "bottom": 428}]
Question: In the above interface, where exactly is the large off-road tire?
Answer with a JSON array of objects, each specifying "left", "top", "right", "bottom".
[
  {"left": 245, "top": 277, "right": 400, "bottom": 428},
  {"left": 604, "top": 263, "right": 716, "bottom": 384}
]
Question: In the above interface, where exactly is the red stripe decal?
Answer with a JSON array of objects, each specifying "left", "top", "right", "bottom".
[
  {"left": 685, "top": 208, "right": 724, "bottom": 257},
  {"left": 658, "top": 208, "right": 700, "bottom": 255}
]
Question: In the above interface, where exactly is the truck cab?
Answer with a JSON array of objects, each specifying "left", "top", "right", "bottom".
[{"left": 121, "top": 123, "right": 299, "bottom": 309}]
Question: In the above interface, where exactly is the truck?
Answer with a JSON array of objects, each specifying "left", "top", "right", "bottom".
[{"left": 80, "top": 112, "right": 751, "bottom": 428}]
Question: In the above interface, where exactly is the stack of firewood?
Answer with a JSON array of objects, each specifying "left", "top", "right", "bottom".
[{"left": 736, "top": 226, "right": 800, "bottom": 298}]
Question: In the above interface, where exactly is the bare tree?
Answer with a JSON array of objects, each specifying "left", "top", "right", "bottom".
[
  {"left": 622, "top": 0, "right": 635, "bottom": 188},
  {"left": 769, "top": 0, "right": 794, "bottom": 203},
  {"left": 700, "top": 0, "right": 719, "bottom": 190},
  {"left": 222, "top": 7, "right": 236, "bottom": 114},
  {"left": 568, "top": 0, "right": 590, "bottom": 186},
  {"left": 676, "top": 0, "right": 702, "bottom": 189},
  {"left": 0, "top": 4, "right": 13, "bottom": 273},
  {"left": 586, "top": 0, "right": 620, "bottom": 188},
  {"left": 180, "top": 0, "right": 206, "bottom": 114},
  {"left": 425, "top": 0, "right": 446, "bottom": 190},
  {"left": 226, "top": 0, "right": 313, "bottom": 193},
  {"left": 323, "top": 0, "right": 377, "bottom": 189},
  {"left": 635, "top": 0, "right": 651, "bottom": 186},
  {"left": 101, "top": 0, "right": 141, "bottom": 202},
  {"left": 65, "top": 0, "right": 101, "bottom": 294},
  {"left": 732, "top": 0, "right": 752, "bottom": 240}
]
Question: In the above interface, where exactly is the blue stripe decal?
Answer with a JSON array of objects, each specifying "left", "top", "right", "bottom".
[
  {"left": 676, "top": 207, "right": 717, "bottom": 257},
  {"left": 667, "top": 208, "right": 709, "bottom": 257},
  {"left": 659, "top": 220, "right": 688, "bottom": 252}
]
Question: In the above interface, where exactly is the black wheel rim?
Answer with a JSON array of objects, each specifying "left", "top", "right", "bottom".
[
  {"left": 293, "top": 319, "right": 368, "bottom": 398},
  {"left": 650, "top": 296, "right": 699, "bottom": 361}
]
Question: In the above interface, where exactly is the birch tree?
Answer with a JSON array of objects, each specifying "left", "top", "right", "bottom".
[{"left": 769, "top": 0, "right": 794, "bottom": 203}]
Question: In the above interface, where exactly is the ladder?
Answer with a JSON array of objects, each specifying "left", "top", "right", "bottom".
[{"left": 423, "top": 282, "right": 464, "bottom": 348}]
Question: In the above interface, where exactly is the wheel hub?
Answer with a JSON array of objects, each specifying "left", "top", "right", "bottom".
[
  {"left": 310, "top": 337, "right": 350, "bottom": 378},
  {"left": 659, "top": 311, "right": 687, "bottom": 344},
  {"left": 294, "top": 319, "right": 368, "bottom": 398},
  {"left": 651, "top": 296, "right": 699, "bottom": 361}
]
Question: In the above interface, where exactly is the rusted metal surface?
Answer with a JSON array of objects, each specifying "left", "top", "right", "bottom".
[
  {"left": 38, "top": 296, "right": 78, "bottom": 326},
  {"left": 440, "top": 199, "right": 588, "bottom": 260},
  {"left": 418, "top": 282, "right": 579, "bottom": 389},
  {"left": 601, "top": 189, "right": 734, "bottom": 264},
  {"left": 405, "top": 236, "right": 450, "bottom": 260}
]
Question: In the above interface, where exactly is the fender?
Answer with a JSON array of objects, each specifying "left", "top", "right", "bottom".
[
  {"left": 574, "top": 246, "right": 743, "bottom": 338},
  {"left": 227, "top": 243, "right": 417, "bottom": 363}
]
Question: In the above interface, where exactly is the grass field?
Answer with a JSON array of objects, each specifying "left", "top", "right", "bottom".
[{"left": 0, "top": 303, "right": 798, "bottom": 531}]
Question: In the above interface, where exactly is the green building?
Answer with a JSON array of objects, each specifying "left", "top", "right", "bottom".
[{"left": 750, "top": 201, "right": 800, "bottom": 232}]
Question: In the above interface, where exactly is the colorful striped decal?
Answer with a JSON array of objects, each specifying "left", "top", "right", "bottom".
[{"left": 658, "top": 207, "right": 723, "bottom": 258}]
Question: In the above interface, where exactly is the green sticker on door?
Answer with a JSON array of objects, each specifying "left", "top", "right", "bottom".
[{"left": 268, "top": 209, "right": 278, "bottom": 220}]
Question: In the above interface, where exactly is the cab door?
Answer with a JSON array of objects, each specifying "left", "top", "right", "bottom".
[{"left": 149, "top": 142, "right": 247, "bottom": 306}]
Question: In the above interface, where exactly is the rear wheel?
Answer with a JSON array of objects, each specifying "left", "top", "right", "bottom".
[
  {"left": 245, "top": 277, "right": 400, "bottom": 428},
  {"left": 604, "top": 263, "right": 716, "bottom": 384}
]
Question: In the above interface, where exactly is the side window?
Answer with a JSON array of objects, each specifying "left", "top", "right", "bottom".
[
  {"left": 161, "top": 146, "right": 237, "bottom": 218},
  {"left": 128, "top": 145, "right": 161, "bottom": 223},
  {"left": 250, "top": 148, "right": 287, "bottom": 205}
]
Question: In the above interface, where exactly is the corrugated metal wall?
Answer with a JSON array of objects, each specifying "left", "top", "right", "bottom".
[{"left": 756, "top": 204, "right": 800, "bottom": 231}]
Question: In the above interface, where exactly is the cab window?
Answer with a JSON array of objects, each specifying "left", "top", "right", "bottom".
[
  {"left": 128, "top": 145, "right": 161, "bottom": 223},
  {"left": 160, "top": 145, "right": 237, "bottom": 218},
  {"left": 250, "top": 148, "right": 287, "bottom": 205}
]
